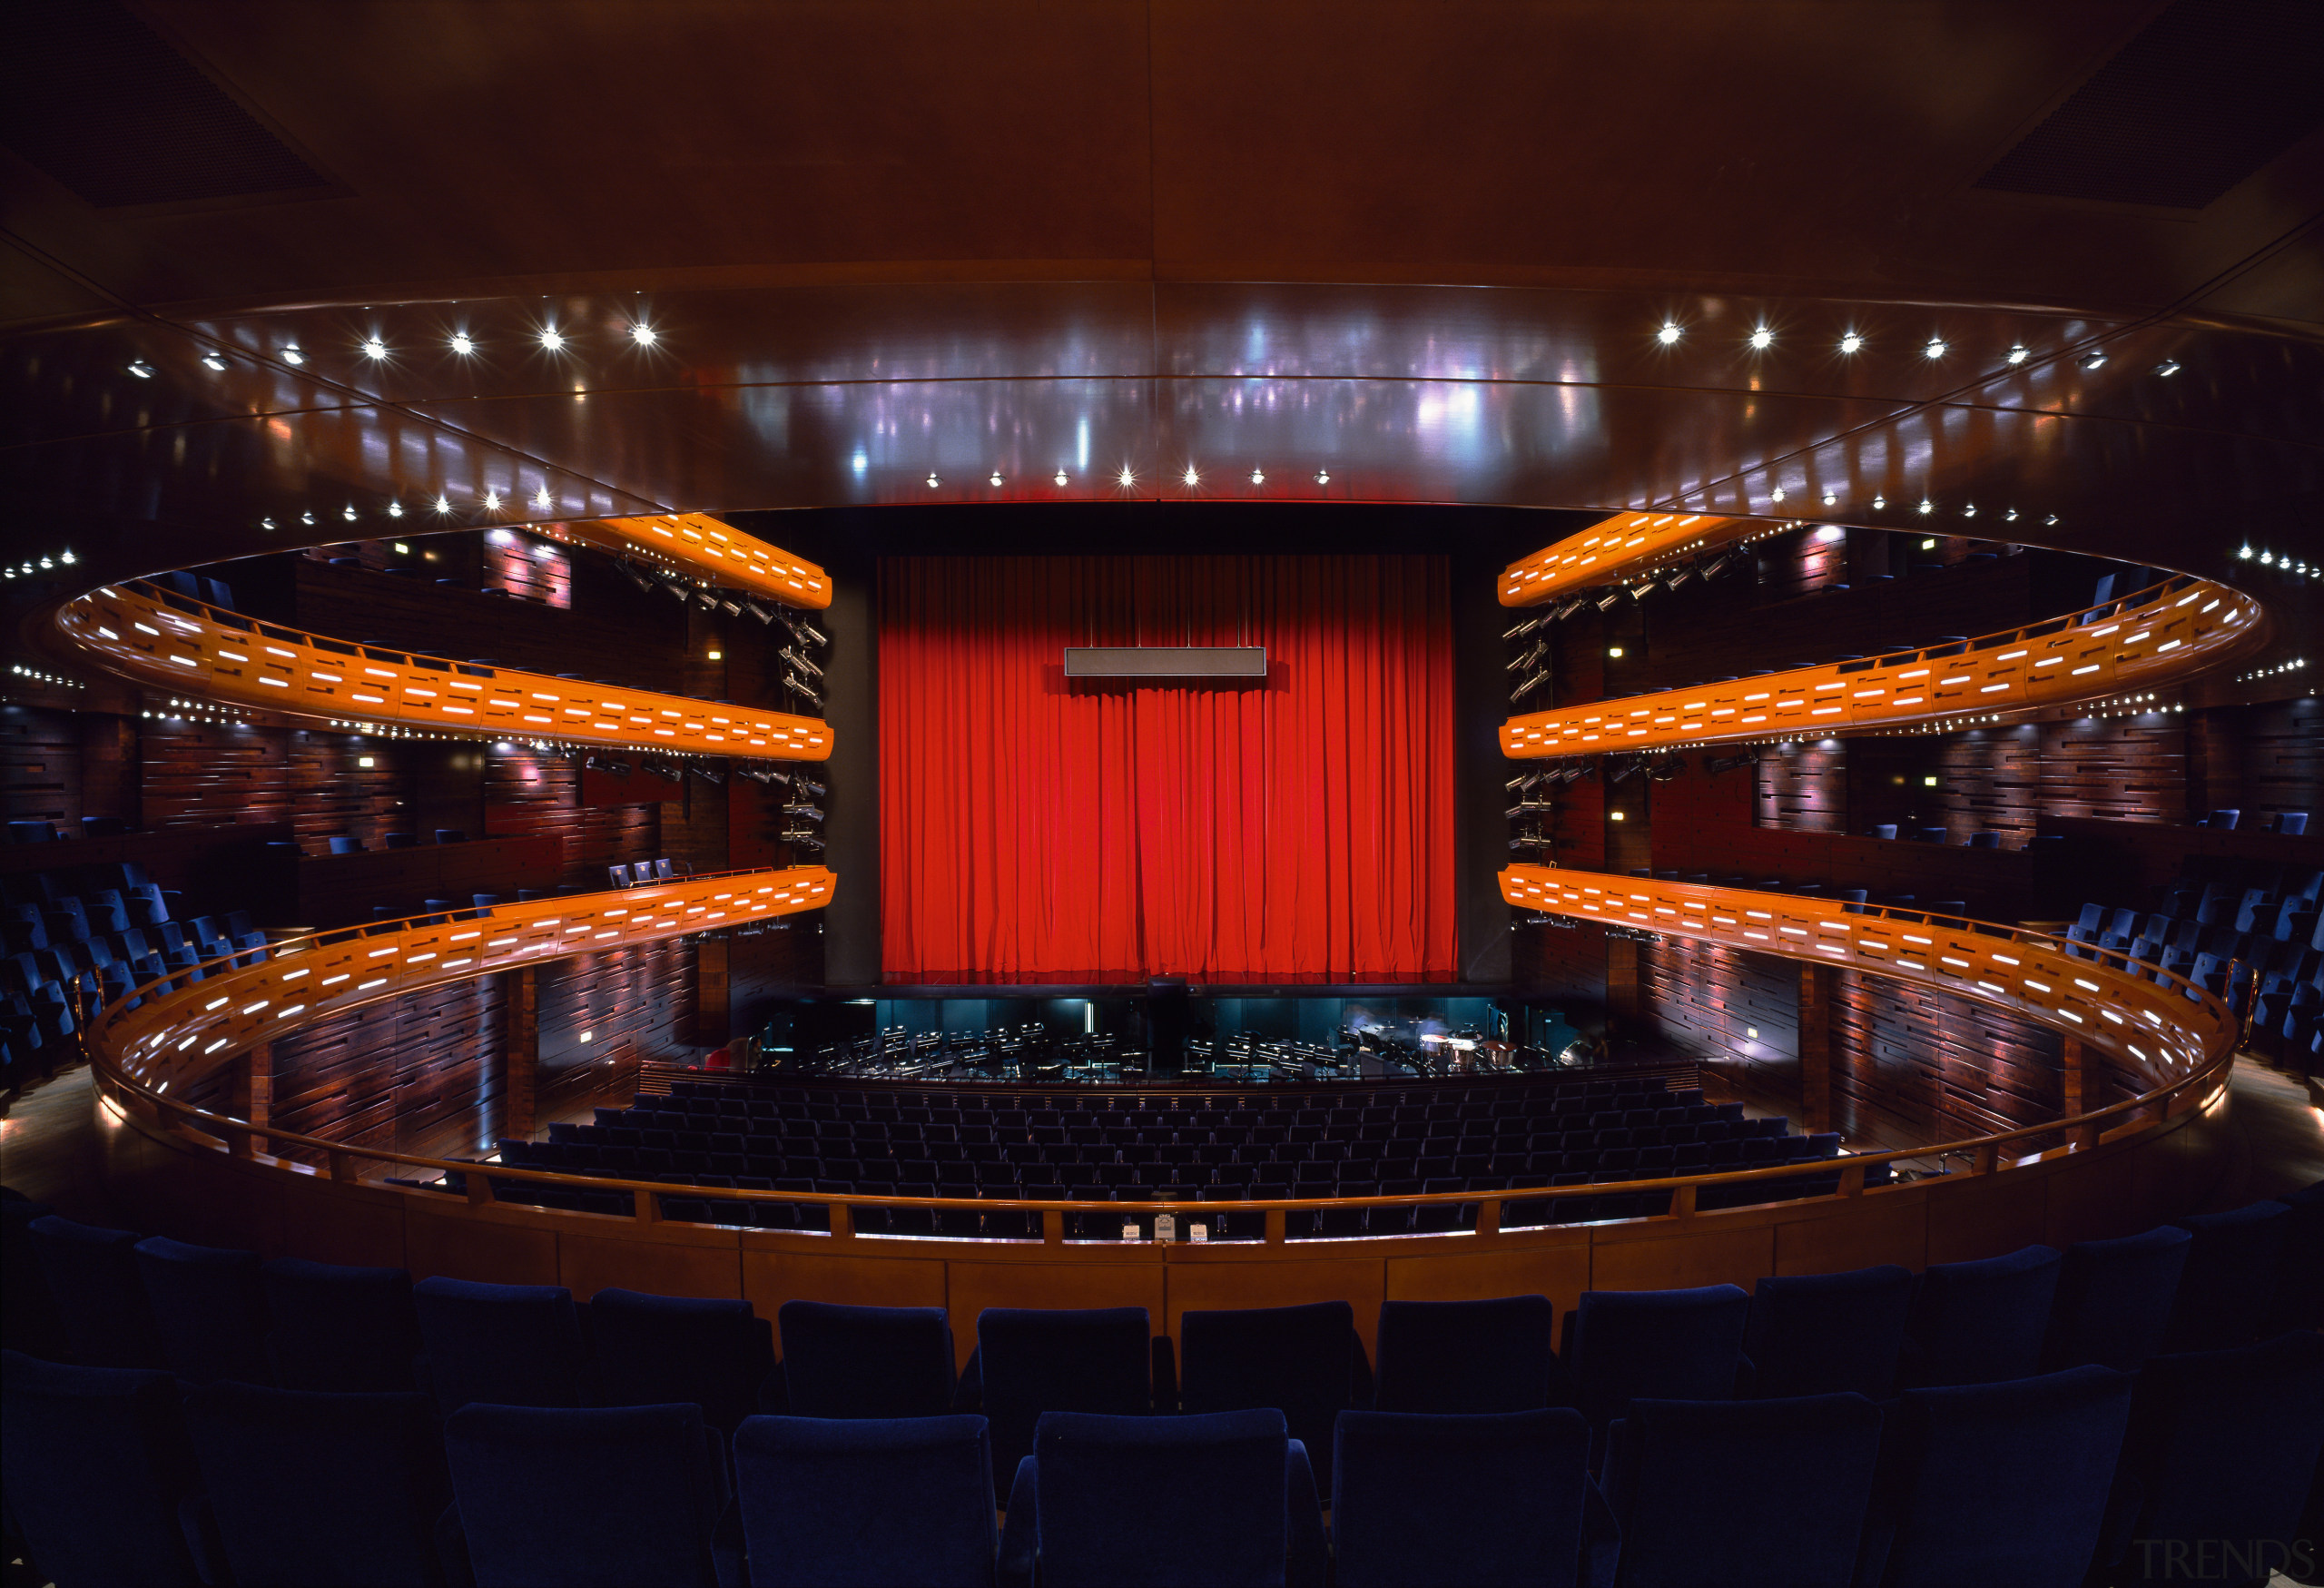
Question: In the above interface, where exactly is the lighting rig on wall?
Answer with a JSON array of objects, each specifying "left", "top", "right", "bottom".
[
  {"left": 5, "top": 549, "right": 76, "bottom": 580},
  {"left": 2234, "top": 657, "right": 2309, "bottom": 683},
  {"left": 9, "top": 664, "right": 86, "bottom": 691},
  {"left": 2235, "top": 546, "right": 2316, "bottom": 579}
]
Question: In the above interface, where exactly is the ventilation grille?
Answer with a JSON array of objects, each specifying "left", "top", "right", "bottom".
[
  {"left": 1975, "top": 0, "right": 2324, "bottom": 210},
  {"left": 0, "top": 2, "right": 330, "bottom": 208}
]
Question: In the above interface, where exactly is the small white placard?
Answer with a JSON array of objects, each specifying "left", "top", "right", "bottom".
[
  {"left": 1190, "top": 1222, "right": 1209, "bottom": 1243},
  {"left": 1121, "top": 1219, "right": 1139, "bottom": 1242},
  {"left": 1155, "top": 1213, "right": 1177, "bottom": 1243}
]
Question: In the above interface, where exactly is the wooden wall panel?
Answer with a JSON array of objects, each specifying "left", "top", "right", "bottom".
[
  {"left": 140, "top": 719, "right": 294, "bottom": 832},
  {"left": 293, "top": 836, "right": 565, "bottom": 927},
  {"left": 268, "top": 976, "right": 510, "bottom": 1164},
  {"left": 1639, "top": 940, "right": 1800, "bottom": 1105},
  {"left": 533, "top": 940, "right": 698, "bottom": 1127},
  {"left": 484, "top": 749, "right": 659, "bottom": 891},
  {"left": 1, "top": 704, "right": 84, "bottom": 829},
  {"left": 1757, "top": 741, "right": 1848, "bottom": 833},
  {"left": 1830, "top": 968, "right": 2066, "bottom": 1152},
  {"left": 2190, "top": 699, "right": 2323, "bottom": 824}
]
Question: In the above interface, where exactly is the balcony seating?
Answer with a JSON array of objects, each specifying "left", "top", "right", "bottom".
[
  {"left": 1739, "top": 1264, "right": 1913, "bottom": 1399},
  {"left": 971, "top": 1305, "right": 1155, "bottom": 1495},
  {"left": 2108, "top": 1331, "right": 2324, "bottom": 1584},
  {"left": 0, "top": 1351, "right": 207, "bottom": 1588},
  {"left": 410, "top": 1277, "right": 590, "bottom": 1415},
  {"left": 1000, "top": 1407, "right": 1326, "bottom": 1588},
  {"left": 132, "top": 1236, "right": 272, "bottom": 1386},
  {"left": 1896, "top": 1245, "right": 2061, "bottom": 1390},
  {"left": 1856, "top": 1366, "right": 2135, "bottom": 1588},
  {"left": 2040, "top": 1226, "right": 2191, "bottom": 1373},
  {"left": 1331, "top": 1407, "right": 1608, "bottom": 1588},
  {"left": 441, "top": 1402, "right": 728, "bottom": 1588},
  {"left": 1374, "top": 1294, "right": 1564, "bottom": 1415},
  {"left": 1561, "top": 1284, "right": 1749, "bottom": 1438},
  {"left": 1179, "top": 1300, "right": 1364, "bottom": 1490},
  {"left": 27, "top": 1214, "right": 168, "bottom": 1370},
  {"left": 1600, "top": 1392, "right": 1883, "bottom": 1588},
  {"left": 588, "top": 1287, "right": 775, "bottom": 1437},
  {"left": 261, "top": 1257, "right": 422, "bottom": 1392},
  {"left": 182, "top": 1380, "right": 448, "bottom": 1588},
  {"left": 733, "top": 1414, "right": 998, "bottom": 1587},
  {"left": 2163, "top": 1199, "right": 2290, "bottom": 1352}
]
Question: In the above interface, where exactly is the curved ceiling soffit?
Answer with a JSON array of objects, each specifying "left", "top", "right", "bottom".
[{"left": 3, "top": 281, "right": 2317, "bottom": 587}]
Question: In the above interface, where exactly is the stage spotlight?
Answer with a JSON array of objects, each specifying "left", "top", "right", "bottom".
[
  {"left": 1594, "top": 590, "right": 1624, "bottom": 612},
  {"left": 1502, "top": 614, "right": 1544, "bottom": 641},
  {"left": 584, "top": 755, "right": 633, "bottom": 777},
  {"left": 690, "top": 764, "right": 726, "bottom": 784},
  {"left": 779, "top": 646, "right": 823, "bottom": 678},
  {"left": 743, "top": 600, "right": 777, "bottom": 626},
  {"left": 792, "top": 775, "right": 826, "bottom": 799},
  {"left": 782, "top": 831, "right": 827, "bottom": 853},
  {"left": 783, "top": 673, "right": 824, "bottom": 709},
  {"left": 782, "top": 803, "right": 824, "bottom": 824},
  {"left": 1706, "top": 752, "right": 1756, "bottom": 775},
  {"left": 1649, "top": 755, "right": 1686, "bottom": 782},
  {"left": 620, "top": 562, "right": 659, "bottom": 596},
  {"left": 1628, "top": 579, "right": 1658, "bottom": 601},
  {"left": 1511, "top": 669, "right": 1549, "bottom": 703},
  {"left": 775, "top": 611, "right": 830, "bottom": 649}
]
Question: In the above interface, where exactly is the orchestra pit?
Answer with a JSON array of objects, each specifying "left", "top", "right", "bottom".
[{"left": 4, "top": 4, "right": 2322, "bottom": 1584}]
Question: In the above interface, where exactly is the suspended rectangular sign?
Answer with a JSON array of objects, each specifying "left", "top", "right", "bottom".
[{"left": 1061, "top": 646, "right": 1267, "bottom": 678}]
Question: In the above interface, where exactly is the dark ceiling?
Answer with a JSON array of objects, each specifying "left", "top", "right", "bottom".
[{"left": 1, "top": 1, "right": 2319, "bottom": 601}]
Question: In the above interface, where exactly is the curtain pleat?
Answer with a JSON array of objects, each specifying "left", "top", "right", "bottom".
[{"left": 879, "top": 555, "right": 1455, "bottom": 983}]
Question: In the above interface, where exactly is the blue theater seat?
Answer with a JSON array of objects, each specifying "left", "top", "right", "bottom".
[
  {"left": 1562, "top": 1284, "right": 1749, "bottom": 1434},
  {"left": 970, "top": 1306, "right": 1153, "bottom": 1496},
  {"left": 1001, "top": 1408, "right": 1324, "bottom": 1588},
  {"left": 1179, "top": 1300, "right": 1364, "bottom": 1491},
  {"left": 1856, "top": 1366, "right": 2134, "bottom": 1588},
  {"left": 441, "top": 1402, "right": 729, "bottom": 1588},
  {"left": 133, "top": 1235, "right": 273, "bottom": 1386},
  {"left": 1740, "top": 1264, "right": 1914, "bottom": 1399},
  {"left": 1896, "top": 1245, "right": 2060, "bottom": 1388},
  {"left": 1373, "top": 1294, "right": 1567, "bottom": 1414},
  {"left": 2266, "top": 1179, "right": 2324, "bottom": 1332},
  {"left": 412, "top": 1276, "right": 588, "bottom": 1414},
  {"left": 2105, "top": 1331, "right": 2324, "bottom": 1584},
  {"left": 1331, "top": 1407, "right": 1610, "bottom": 1588},
  {"left": 776, "top": 1298, "right": 958, "bottom": 1419},
  {"left": 590, "top": 1287, "right": 774, "bottom": 1435},
  {"left": 27, "top": 1214, "right": 168, "bottom": 1369},
  {"left": 2163, "top": 1200, "right": 2290, "bottom": 1352},
  {"left": 0, "top": 1350, "right": 206, "bottom": 1587},
  {"left": 2041, "top": 1224, "right": 2191, "bottom": 1372},
  {"left": 1601, "top": 1392, "right": 1882, "bottom": 1588},
  {"left": 261, "top": 1257, "right": 423, "bottom": 1392},
  {"left": 733, "top": 1415, "right": 997, "bottom": 1587},
  {"left": 182, "top": 1381, "right": 448, "bottom": 1588}
]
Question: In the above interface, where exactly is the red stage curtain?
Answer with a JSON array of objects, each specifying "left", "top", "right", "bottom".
[{"left": 879, "top": 555, "right": 1455, "bottom": 983}]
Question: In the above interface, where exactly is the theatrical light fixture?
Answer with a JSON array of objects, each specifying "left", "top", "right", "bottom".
[
  {"left": 630, "top": 324, "right": 657, "bottom": 346},
  {"left": 2006, "top": 345, "right": 2030, "bottom": 365},
  {"left": 361, "top": 337, "right": 388, "bottom": 359},
  {"left": 450, "top": 333, "right": 474, "bottom": 355},
  {"left": 1657, "top": 322, "right": 1682, "bottom": 345},
  {"left": 281, "top": 344, "right": 305, "bottom": 365},
  {"left": 126, "top": 360, "right": 153, "bottom": 379},
  {"left": 539, "top": 328, "right": 564, "bottom": 350},
  {"left": 1748, "top": 327, "right": 1772, "bottom": 350},
  {"left": 1839, "top": 331, "right": 1863, "bottom": 354},
  {"left": 202, "top": 352, "right": 227, "bottom": 370},
  {"left": 1923, "top": 338, "right": 1947, "bottom": 359}
]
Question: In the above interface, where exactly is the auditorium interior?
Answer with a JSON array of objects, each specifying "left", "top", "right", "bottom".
[{"left": 2, "top": 4, "right": 2321, "bottom": 1585}]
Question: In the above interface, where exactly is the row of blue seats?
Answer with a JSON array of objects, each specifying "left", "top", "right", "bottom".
[
  {"left": 2196, "top": 807, "right": 2310, "bottom": 834},
  {"left": 657, "top": 1072, "right": 1692, "bottom": 1119},
  {"left": 5, "top": 1186, "right": 2319, "bottom": 1587},
  {"left": 10, "top": 1340, "right": 2320, "bottom": 1588}
]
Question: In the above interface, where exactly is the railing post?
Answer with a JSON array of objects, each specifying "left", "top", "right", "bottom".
[
  {"left": 328, "top": 1150, "right": 357, "bottom": 1182},
  {"left": 1041, "top": 1208, "right": 1063, "bottom": 1245},
  {"left": 1265, "top": 1207, "right": 1286, "bottom": 1244},
  {"left": 1670, "top": 1181, "right": 1698, "bottom": 1218},
  {"left": 1474, "top": 1197, "right": 1501, "bottom": 1237},
  {"left": 830, "top": 1201, "right": 854, "bottom": 1239},
  {"left": 633, "top": 1187, "right": 658, "bottom": 1223},
  {"left": 1839, "top": 1161, "right": 1866, "bottom": 1199},
  {"left": 465, "top": 1172, "right": 492, "bottom": 1207}
]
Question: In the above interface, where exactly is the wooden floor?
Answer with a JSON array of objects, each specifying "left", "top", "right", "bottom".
[{"left": 5, "top": 1054, "right": 2318, "bottom": 1228}]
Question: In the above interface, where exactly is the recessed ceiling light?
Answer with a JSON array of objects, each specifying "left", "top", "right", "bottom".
[
  {"left": 630, "top": 324, "right": 656, "bottom": 346},
  {"left": 1315, "top": 469, "right": 1331, "bottom": 484},
  {"left": 201, "top": 352, "right": 227, "bottom": 370},
  {"left": 1657, "top": 322, "right": 1682, "bottom": 345},
  {"left": 126, "top": 360, "right": 154, "bottom": 378},
  {"left": 342, "top": 505, "right": 358, "bottom": 521},
  {"left": 1183, "top": 466, "right": 1200, "bottom": 487},
  {"left": 1117, "top": 467, "right": 1136, "bottom": 488},
  {"left": 1821, "top": 491, "right": 1837, "bottom": 506},
  {"left": 1872, "top": 495, "right": 1886, "bottom": 508},
  {"left": 926, "top": 473, "right": 940, "bottom": 488},
  {"left": 2080, "top": 352, "right": 2108, "bottom": 370},
  {"left": 386, "top": 502, "right": 404, "bottom": 518},
  {"left": 1917, "top": 499, "right": 1934, "bottom": 514},
  {"left": 361, "top": 338, "right": 387, "bottom": 360},
  {"left": 281, "top": 345, "right": 306, "bottom": 365},
  {"left": 2154, "top": 360, "right": 2181, "bottom": 377},
  {"left": 539, "top": 329, "right": 564, "bottom": 350},
  {"left": 1251, "top": 468, "right": 1265, "bottom": 484},
  {"left": 449, "top": 333, "right": 474, "bottom": 355},
  {"left": 1923, "top": 338, "right": 1947, "bottom": 360},
  {"left": 1838, "top": 331, "right": 1863, "bottom": 354},
  {"left": 533, "top": 487, "right": 552, "bottom": 508},
  {"left": 1748, "top": 328, "right": 1772, "bottom": 350},
  {"left": 1769, "top": 486, "right": 1787, "bottom": 502},
  {"left": 1054, "top": 469, "right": 1068, "bottom": 487},
  {"left": 483, "top": 489, "right": 501, "bottom": 510},
  {"left": 2006, "top": 345, "right": 2029, "bottom": 365}
]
